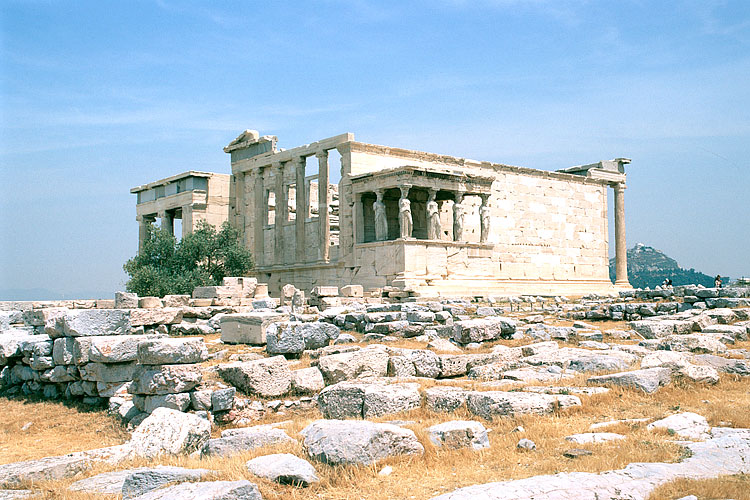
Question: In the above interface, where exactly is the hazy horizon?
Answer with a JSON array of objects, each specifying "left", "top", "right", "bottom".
[{"left": 2, "top": 1, "right": 748, "bottom": 299}]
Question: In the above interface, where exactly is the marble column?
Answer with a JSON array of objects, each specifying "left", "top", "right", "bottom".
[
  {"left": 274, "top": 162, "right": 285, "bottom": 265},
  {"left": 295, "top": 157, "right": 307, "bottom": 263},
  {"left": 613, "top": 183, "right": 629, "bottom": 286},
  {"left": 427, "top": 188, "right": 440, "bottom": 240},
  {"left": 374, "top": 189, "right": 388, "bottom": 241},
  {"left": 158, "top": 210, "right": 173, "bottom": 236},
  {"left": 479, "top": 194, "right": 491, "bottom": 244},
  {"left": 316, "top": 150, "right": 330, "bottom": 262},
  {"left": 137, "top": 215, "right": 154, "bottom": 253},
  {"left": 253, "top": 168, "right": 265, "bottom": 267}
]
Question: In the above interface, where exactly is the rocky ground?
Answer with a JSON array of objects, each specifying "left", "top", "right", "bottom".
[{"left": 1, "top": 285, "right": 749, "bottom": 499}]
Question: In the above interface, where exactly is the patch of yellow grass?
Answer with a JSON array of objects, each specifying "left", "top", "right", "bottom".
[
  {"left": 0, "top": 397, "right": 129, "bottom": 465},
  {"left": 647, "top": 474, "right": 750, "bottom": 500}
]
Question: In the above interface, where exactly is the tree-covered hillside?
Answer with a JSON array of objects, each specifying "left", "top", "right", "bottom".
[{"left": 609, "top": 243, "right": 716, "bottom": 289}]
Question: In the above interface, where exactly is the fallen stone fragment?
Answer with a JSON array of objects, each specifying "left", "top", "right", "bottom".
[
  {"left": 136, "top": 338, "right": 208, "bottom": 365},
  {"left": 0, "top": 490, "right": 35, "bottom": 499},
  {"left": 68, "top": 467, "right": 152, "bottom": 494},
  {"left": 129, "top": 364, "right": 202, "bottom": 395},
  {"left": 466, "top": 391, "right": 581, "bottom": 420},
  {"left": 587, "top": 367, "right": 671, "bottom": 394},
  {"left": 266, "top": 321, "right": 340, "bottom": 355},
  {"left": 517, "top": 438, "right": 536, "bottom": 451},
  {"left": 424, "top": 386, "right": 468, "bottom": 413},
  {"left": 130, "top": 408, "right": 211, "bottom": 459},
  {"left": 206, "top": 425, "right": 294, "bottom": 457},
  {"left": 317, "top": 347, "right": 389, "bottom": 384},
  {"left": 563, "top": 448, "right": 593, "bottom": 458},
  {"left": 121, "top": 466, "right": 213, "bottom": 499},
  {"left": 427, "top": 421, "right": 490, "bottom": 450},
  {"left": 647, "top": 412, "right": 711, "bottom": 440},
  {"left": 126, "top": 480, "right": 261, "bottom": 499},
  {"left": 246, "top": 453, "right": 319, "bottom": 487},
  {"left": 564, "top": 433, "right": 625, "bottom": 444},
  {"left": 317, "top": 381, "right": 421, "bottom": 419},
  {"left": 300, "top": 419, "right": 424, "bottom": 466},
  {"left": 217, "top": 356, "right": 291, "bottom": 397}
]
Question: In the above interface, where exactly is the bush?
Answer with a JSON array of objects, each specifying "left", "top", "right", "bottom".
[{"left": 123, "top": 221, "right": 253, "bottom": 297}]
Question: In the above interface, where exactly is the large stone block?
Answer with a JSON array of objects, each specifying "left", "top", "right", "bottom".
[
  {"left": 89, "top": 335, "right": 153, "bottom": 363},
  {"left": 316, "top": 381, "right": 421, "bottom": 419},
  {"left": 427, "top": 420, "right": 490, "bottom": 450},
  {"left": 587, "top": 367, "right": 672, "bottom": 393},
  {"left": 115, "top": 291, "right": 139, "bottom": 309},
  {"left": 466, "top": 391, "right": 581, "bottom": 419},
  {"left": 133, "top": 393, "right": 192, "bottom": 413},
  {"left": 220, "top": 312, "right": 288, "bottom": 345},
  {"left": 266, "top": 321, "right": 340, "bottom": 355},
  {"left": 137, "top": 338, "right": 208, "bottom": 365},
  {"left": 79, "top": 362, "right": 138, "bottom": 383},
  {"left": 48, "top": 310, "right": 131, "bottom": 338},
  {"left": 452, "top": 317, "right": 516, "bottom": 344},
  {"left": 317, "top": 348, "right": 389, "bottom": 384},
  {"left": 217, "top": 356, "right": 291, "bottom": 397},
  {"left": 300, "top": 419, "right": 424, "bottom": 466},
  {"left": 130, "top": 407, "right": 211, "bottom": 458},
  {"left": 206, "top": 425, "right": 294, "bottom": 457},
  {"left": 130, "top": 308, "right": 183, "bottom": 327},
  {"left": 130, "top": 364, "right": 202, "bottom": 395}
]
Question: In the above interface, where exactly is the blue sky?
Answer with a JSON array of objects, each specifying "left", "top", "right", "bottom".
[{"left": 1, "top": 0, "right": 748, "bottom": 298}]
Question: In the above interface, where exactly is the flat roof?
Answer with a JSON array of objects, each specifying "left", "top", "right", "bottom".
[{"left": 130, "top": 170, "right": 227, "bottom": 193}]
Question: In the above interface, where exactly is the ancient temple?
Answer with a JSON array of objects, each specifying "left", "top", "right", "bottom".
[{"left": 134, "top": 130, "right": 632, "bottom": 297}]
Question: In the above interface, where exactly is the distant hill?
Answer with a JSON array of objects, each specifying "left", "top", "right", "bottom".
[{"left": 609, "top": 243, "right": 716, "bottom": 289}]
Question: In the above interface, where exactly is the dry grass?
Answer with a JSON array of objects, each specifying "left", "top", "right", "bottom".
[
  {"left": 648, "top": 474, "right": 750, "bottom": 500},
  {"left": 0, "top": 397, "right": 129, "bottom": 465},
  {"left": 7, "top": 374, "right": 750, "bottom": 499}
]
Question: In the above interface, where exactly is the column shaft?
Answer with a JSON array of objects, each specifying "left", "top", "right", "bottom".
[
  {"left": 317, "top": 150, "right": 330, "bottom": 262},
  {"left": 295, "top": 157, "right": 307, "bottom": 263},
  {"left": 253, "top": 169, "right": 265, "bottom": 267},
  {"left": 274, "top": 162, "right": 285, "bottom": 265},
  {"left": 614, "top": 183, "right": 629, "bottom": 285}
]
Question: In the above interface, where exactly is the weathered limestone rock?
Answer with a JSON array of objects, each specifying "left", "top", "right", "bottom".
[
  {"left": 317, "top": 381, "right": 421, "bottom": 419},
  {"left": 300, "top": 419, "right": 424, "bottom": 466},
  {"left": 523, "top": 348, "right": 637, "bottom": 373},
  {"left": 89, "top": 335, "right": 152, "bottom": 363},
  {"left": 220, "top": 312, "right": 288, "bottom": 345},
  {"left": 48, "top": 310, "right": 131, "bottom": 338},
  {"left": 427, "top": 420, "right": 490, "bottom": 450},
  {"left": 51, "top": 337, "right": 75, "bottom": 365},
  {"left": 266, "top": 321, "right": 340, "bottom": 355},
  {"left": 136, "top": 338, "right": 208, "bottom": 365},
  {"left": 641, "top": 351, "right": 693, "bottom": 371},
  {"left": 693, "top": 354, "right": 750, "bottom": 376},
  {"left": 659, "top": 334, "right": 727, "bottom": 354},
  {"left": 138, "top": 297, "right": 162, "bottom": 309},
  {"left": 0, "top": 445, "right": 132, "bottom": 488},
  {"left": 217, "top": 356, "right": 291, "bottom": 397},
  {"left": 129, "top": 308, "right": 182, "bottom": 327},
  {"left": 317, "top": 347, "right": 389, "bottom": 384},
  {"left": 678, "top": 364, "right": 720, "bottom": 384},
  {"left": 133, "top": 393, "right": 192, "bottom": 413},
  {"left": 126, "top": 480, "right": 262, "bottom": 499},
  {"left": 115, "top": 291, "right": 139, "bottom": 309},
  {"left": 425, "top": 386, "right": 468, "bottom": 413},
  {"left": 163, "top": 295, "right": 190, "bottom": 308},
  {"left": 130, "top": 408, "right": 211, "bottom": 458},
  {"left": 291, "top": 367, "right": 325, "bottom": 394},
  {"left": 647, "top": 412, "right": 711, "bottom": 440},
  {"left": 246, "top": 453, "right": 319, "bottom": 486},
  {"left": 79, "top": 362, "right": 138, "bottom": 383},
  {"left": 190, "top": 390, "right": 212, "bottom": 411},
  {"left": 587, "top": 367, "right": 671, "bottom": 393},
  {"left": 439, "top": 353, "right": 503, "bottom": 378},
  {"left": 130, "top": 364, "right": 202, "bottom": 395},
  {"left": 211, "top": 387, "right": 236, "bottom": 412},
  {"left": 121, "top": 466, "right": 213, "bottom": 499},
  {"left": 453, "top": 317, "right": 516, "bottom": 344},
  {"left": 340, "top": 285, "right": 364, "bottom": 297},
  {"left": 206, "top": 425, "right": 294, "bottom": 457},
  {"left": 69, "top": 467, "right": 153, "bottom": 494},
  {"left": 466, "top": 391, "right": 581, "bottom": 419},
  {"left": 520, "top": 341, "right": 559, "bottom": 357},
  {"left": 564, "top": 433, "right": 625, "bottom": 444},
  {"left": 407, "top": 349, "right": 441, "bottom": 378}
]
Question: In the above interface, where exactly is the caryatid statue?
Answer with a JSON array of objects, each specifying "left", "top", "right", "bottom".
[
  {"left": 427, "top": 190, "right": 441, "bottom": 240},
  {"left": 480, "top": 200, "right": 491, "bottom": 243},
  {"left": 373, "top": 190, "right": 388, "bottom": 241},
  {"left": 453, "top": 194, "right": 465, "bottom": 241},
  {"left": 398, "top": 187, "right": 412, "bottom": 239}
]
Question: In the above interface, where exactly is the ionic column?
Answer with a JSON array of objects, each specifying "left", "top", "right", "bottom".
[
  {"left": 273, "top": 162, "right": 285, "bottom": 265},
  {"left": 181, "top": 205, "right": 193, "bottom": 238},
  {"left": 253, "top": 168, "right": 265, "bottom": 267},
  {"left": 158, "top": 210, "right": 174, "bottom": 236},
  {"left": 316, "top": 150, "right": 330, "bottom": 262},
  {"left": 613, "top": 182, "right": 629, "bottom": 286},
  {"left": 137, "top": 215, "right": 153, "bottom": 253},
  {"left": 295, "top": 157, "right": 307, "bottom": 263}
]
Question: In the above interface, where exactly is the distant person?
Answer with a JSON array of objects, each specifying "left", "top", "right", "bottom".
[{"left": 715, "top": 275, "right": 723, "bottom": 288}]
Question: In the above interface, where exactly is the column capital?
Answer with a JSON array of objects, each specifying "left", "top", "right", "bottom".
[
  {"left": 315, "top": 149, "right": 329, "bottom": 160},
  {"left": 613, "top": 182, "right": 627, "bottom": 192},
  {"left": 293, "top": 156, "right": 306, "bottom": 166}
]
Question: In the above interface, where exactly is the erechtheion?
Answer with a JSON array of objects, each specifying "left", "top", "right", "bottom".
[{"left": 133, "top": 130, "right": 632, "bottom": 297}]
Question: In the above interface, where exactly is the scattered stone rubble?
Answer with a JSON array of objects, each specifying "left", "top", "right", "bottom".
[{"left": 1, "top": 283, "right": 749, "bottom": 497}]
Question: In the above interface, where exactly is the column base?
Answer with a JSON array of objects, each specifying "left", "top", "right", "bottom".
[{"left": 614, "top": 280, "right": 632, "bottom": 289}]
